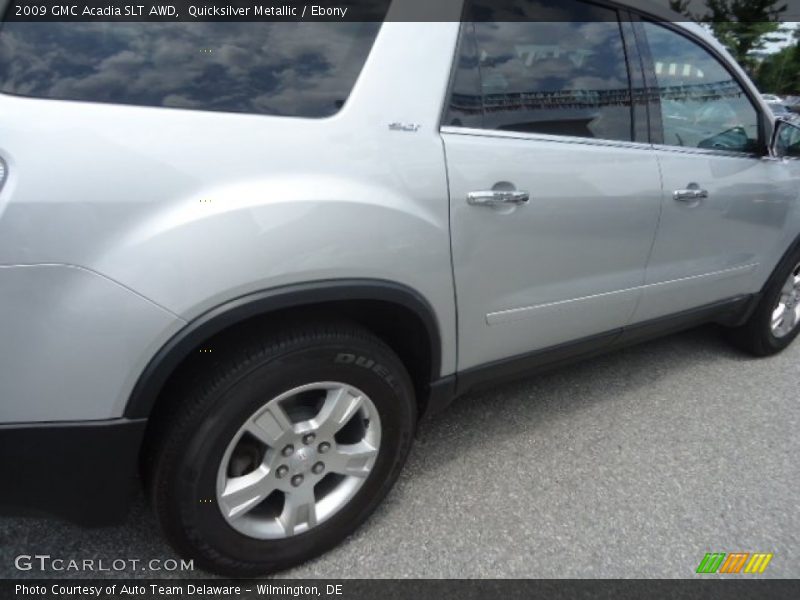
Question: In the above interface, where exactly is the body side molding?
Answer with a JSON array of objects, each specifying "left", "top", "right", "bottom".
[{"left": 455, "top": 295, "right": 756, "bottom": 397}]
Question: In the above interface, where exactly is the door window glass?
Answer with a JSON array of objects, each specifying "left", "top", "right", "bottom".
[
  {"left": 445, "top": 0, "right": 634, "bottom": 142},
  {"left": 642, "top": 22, "right": 759, "bottom": 153}
]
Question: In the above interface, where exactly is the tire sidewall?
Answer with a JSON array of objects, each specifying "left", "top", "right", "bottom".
[
  {"left": 160, "top": 338, "right": 415, "bottom": 573},
  {"left": 756, "top": 252, "right": 800, "bottom": 352}
]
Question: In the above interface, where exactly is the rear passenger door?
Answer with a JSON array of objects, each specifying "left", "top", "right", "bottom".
[
  {"left": 442, "top": 0, "right": 663, "bottom": 372},
  {"left": 630, "top": 21, "right": 796, "bottom": 323}
]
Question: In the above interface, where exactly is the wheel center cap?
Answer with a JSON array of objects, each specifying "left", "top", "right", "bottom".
[{"left": 292, "top": 447, "right": 316, "bottom": 472}]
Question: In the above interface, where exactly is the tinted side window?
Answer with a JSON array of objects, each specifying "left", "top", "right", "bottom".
[
  {"left": 445, "top": 0, "right": 634, "bottom": 142},
  {"left": 0, "top": 23, "right": 381, "bottom": 117},
  {"left": 642, "top": 22, "right": 759, "bottom": 153}
]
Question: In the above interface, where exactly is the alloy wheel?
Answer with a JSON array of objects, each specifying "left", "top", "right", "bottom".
[
  {"left": 771, "top": 261, "right": 800, "bottom": 338},
  {"left": 215, "top": 382, "right": 381, "bottom": 539}
]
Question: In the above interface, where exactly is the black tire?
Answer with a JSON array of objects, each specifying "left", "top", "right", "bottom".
[
  {"left": 145, "top": 321, "right": 416, "bottom": 577},
  {"left": 729, "top": 243, "right": 800, "bottom": 356}
]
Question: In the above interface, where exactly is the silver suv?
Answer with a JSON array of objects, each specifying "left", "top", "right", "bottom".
[{"left": 1, "top": 0, "right": 800, "bottom": 577}]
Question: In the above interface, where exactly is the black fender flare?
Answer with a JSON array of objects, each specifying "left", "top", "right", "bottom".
[{"left": 124, "top": 279, "right": 443, "bottom": 418}]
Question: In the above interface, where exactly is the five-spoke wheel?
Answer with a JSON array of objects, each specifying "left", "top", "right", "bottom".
[{"left": 217, "top": 382, "right": 381, "bottom": 538}]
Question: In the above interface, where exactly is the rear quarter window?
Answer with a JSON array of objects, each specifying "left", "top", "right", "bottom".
[{"left": 0, "top": 22, "right": 381, "bottom": 117}]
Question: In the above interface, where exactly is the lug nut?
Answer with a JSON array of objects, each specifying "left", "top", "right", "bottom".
[
  {"left": 291, "top": 474, "right": 304, "bottom": 487},
  {"left": 318, "top": 442, "right": 331, "bottom": 454},
  {"left": 275, "top": 465, "right": 289, "bottom": 479},
  {"left": 281, "top": 444, "right": 294, "bottom": 457},
  {"left": 312, "top": 462, "right": 325, "bottom": 475},
  {"left": 302, "top": 433, "right": 316, "bottom": 445}
]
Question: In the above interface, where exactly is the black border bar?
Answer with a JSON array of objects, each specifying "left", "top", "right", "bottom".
[
  {"left": 6, "top": 0, "right": 800, "bottom": 22},
  {"left": 0, "top": 578, "right": 800, "bottom": 600},
  {"left": 3, "top": 579, "right": 800, "bottom": 600}
]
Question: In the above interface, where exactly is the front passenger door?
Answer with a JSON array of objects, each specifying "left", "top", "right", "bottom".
[{"left": 631, "top": 21, "right": 796, "bottom": 323}]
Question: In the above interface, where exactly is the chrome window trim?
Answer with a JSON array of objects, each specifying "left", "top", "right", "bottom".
[
  {"left": 439, "top": 127, "right": 763, "bottom": 159},
  {"left": 440, "top": 125, "right": 654, "bottom": 151},
  {"left": 650, "top": 143, "right": 759, "bottom": 160}
]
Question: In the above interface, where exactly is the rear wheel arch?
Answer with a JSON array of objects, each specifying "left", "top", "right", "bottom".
[{"left": 125, "top": 279, "right": 443, "bottom": 421}]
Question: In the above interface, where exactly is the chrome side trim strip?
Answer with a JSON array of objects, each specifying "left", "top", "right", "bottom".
[
  {"left": 486, "top": 264, "right": 759, "bottom": 326},
  {"left": 487, "top": 287, "right": 639, "bottom": 326}
]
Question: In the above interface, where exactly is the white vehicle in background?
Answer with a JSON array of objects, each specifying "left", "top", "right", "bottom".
[{"left": 763, "top": 93, "right": 784, "bottom": 104}]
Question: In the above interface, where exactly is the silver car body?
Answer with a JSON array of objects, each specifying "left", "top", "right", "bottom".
[{"left": 0, "top": 0, "right": 799, "bottom": 432}]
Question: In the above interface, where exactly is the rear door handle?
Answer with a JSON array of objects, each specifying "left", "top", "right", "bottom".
[
  {"left": 467, "top": 190, "right": 530, "bottom": 207},
  {"left": 673, "top": 183, "right": 709, "bottom": 202}
]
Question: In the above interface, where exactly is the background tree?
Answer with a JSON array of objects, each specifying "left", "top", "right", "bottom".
[
  {"left": 669, "top": 0, "right": 693, "bottom": 14},
  {"left": 669, "top": 0, "right": 788, "bottom": 73},
  {"left": 755, "top": 30, "right": 800, "bottom": 94}
]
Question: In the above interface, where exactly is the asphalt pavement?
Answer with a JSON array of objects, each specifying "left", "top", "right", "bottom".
[{"left": 1, "top": 325, "right": 798, "bottom": 579}]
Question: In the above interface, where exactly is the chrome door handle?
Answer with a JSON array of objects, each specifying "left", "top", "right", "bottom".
[
  {"left": 673, "top": 183, "right": 708, "bottom": 202},
  {"left": 467, "top": 190, "right": 530, "bottom": 207}
]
